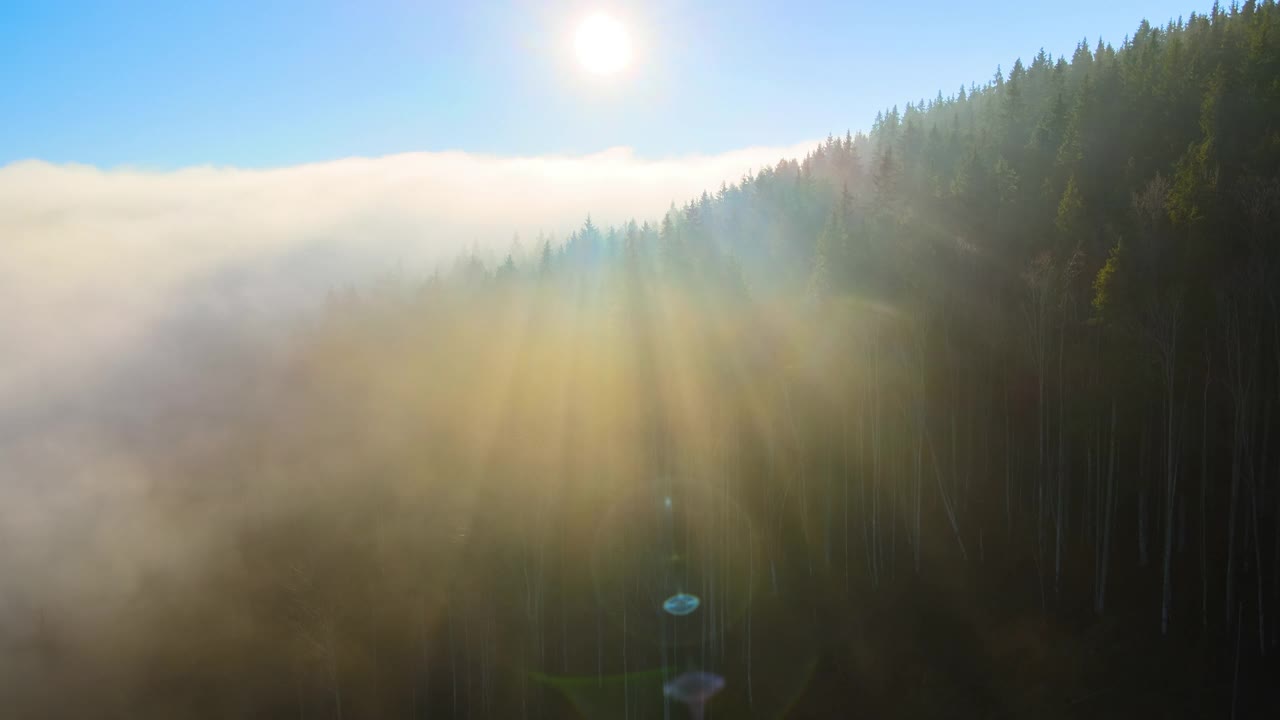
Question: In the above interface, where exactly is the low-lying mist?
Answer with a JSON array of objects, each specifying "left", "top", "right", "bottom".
[
  {"left": 0, "top": 141, "right": 814, "bottom": 412},
  {"left": 0, "top": 142, "right": 817, "bottom": 718}
]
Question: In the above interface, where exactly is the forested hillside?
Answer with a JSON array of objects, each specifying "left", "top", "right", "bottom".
[
  {"left": 485, "top": 0, "right": 1280, "bottom": 650},
  {"left": 5, "top": 2, "right": 1280, "bottom": 718}
]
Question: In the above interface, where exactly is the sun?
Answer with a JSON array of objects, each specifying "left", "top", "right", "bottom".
[{"left": 574, "top": 12, "right": 632, "bottom": 76}]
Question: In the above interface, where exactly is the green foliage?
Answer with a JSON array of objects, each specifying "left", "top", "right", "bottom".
[
  {"left": 419, "top": 3, "right": 1280, "bottom": 379},
  {"left": 1056, "top": 175, "right": 1085, "bottom": 236},
  {"left": 1091, "top": 239, "right": 1124, "bottom": 321}
]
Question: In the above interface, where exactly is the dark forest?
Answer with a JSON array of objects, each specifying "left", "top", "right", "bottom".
[{"left": 4, "top": 2, "right": 1280, "bottom": 718}]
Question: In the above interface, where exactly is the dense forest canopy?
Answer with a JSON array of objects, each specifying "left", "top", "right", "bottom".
[{"left": 4, "top": 2, "right": 1280, "bottom": 718}]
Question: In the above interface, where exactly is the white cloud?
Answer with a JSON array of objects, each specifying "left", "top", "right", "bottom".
[{"left": 0, "top": 141, "right": 814, "bottom": 412}]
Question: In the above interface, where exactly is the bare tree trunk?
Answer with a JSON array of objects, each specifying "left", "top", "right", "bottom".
[
  {"left": 868, "top": 333, "right": 881, "bottom": 586},
  {"left": 843, "top": 398, "right": 850, "bottom": 593},
  {"left": 923, "top": 418, "right": 967, "bottom": 560},
  {"left": 1231, "top": 601, "right": 1244, "bottom": 720},
  {"left": 1160, "top": 305, "right": 1179, "bottom": 635},
  {"left": 1179, "top": 494, "right": 1187, "bottom": 554},
  {"left": 1224, "top": 294, "right": 1248, "bottom": 629},
  {"left": 1005, "top": 384, "right": 1013, "bottom": 538},
  {"left": 1096, "top": 402, "right": 1116, "bottom": 614},
  {"left": 285, "top": 565, "right": 343, "bottom": 720},
  {"left": 1037, "top": 367, "right": 1047, "bottom": 607},
  {"left": 915, "top": 429, "right": 923, "bottom": 574},
  {"left": 1085, "top": 438, "right": 1094, "bottom": 550},
  {"left": 891, "top": 424, "right": 898, "bottom": 579},
  {"left": 1202, "top": 344, "right": 1212, "bottom": 630},
  {"left": 1226, "top": 402, "right": 1243, "bottom": 628},
  {"left": 1251, "top": 465, "right": 1266, "bottom": 653},
  {"left": 1274, "top": 459, "right": 1280, "bottom": 650},
  {"left": 1022, "top": 261, "right": 1052, "bottom": 612},
  {"left": 1256, "top": 399, "right": 1271, "bottom": 653},
  {"left": 1139, "top": 424, "right": 1149, "bottom": 568},
  {"left": 1055, "top": 315, "right": 1067, "bottom": 597},
  {"left": 951, "top": 410, "right": 958, "bottom": 516},
  {"left": 909, "top": 324, "right": 966, "bottom": 561}
]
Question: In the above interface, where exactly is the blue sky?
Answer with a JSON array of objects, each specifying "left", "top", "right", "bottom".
[{"left": 2, "top": 0, "right": 1203, "bottom": 169}]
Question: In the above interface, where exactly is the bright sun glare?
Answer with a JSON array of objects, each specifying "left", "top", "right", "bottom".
[{"left": 574, "top": 13, "right": 632, "bottom": 76}]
